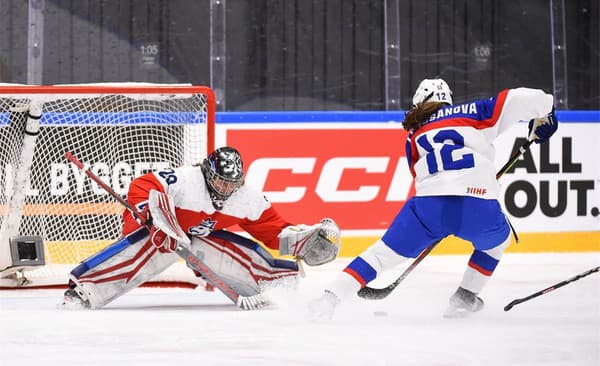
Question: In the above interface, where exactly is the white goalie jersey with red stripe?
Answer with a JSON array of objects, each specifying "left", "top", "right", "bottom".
[
  {"left": 406, "top": 88, "right": 554, "bottom": 199},
  {"left": 122, "top": 165, "right": 293, "bottom": 250}
]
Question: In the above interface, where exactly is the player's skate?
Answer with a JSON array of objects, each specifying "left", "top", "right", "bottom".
[
  {"left": 443, "top": 287, "right": 484, "bottom": 318},
  {"left": 59, "top": 287, "right": 91, "bottom": 310},
  {"left": 307, "top": 290, "right": 340, "bottom": 321}
]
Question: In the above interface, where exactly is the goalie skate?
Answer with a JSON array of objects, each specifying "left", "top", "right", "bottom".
[
  {"left": 59, "top": 287, "right": 91, "bottom": 310},
  {"left": 443, "top": 287, "right": 484, "bottom": 318}
]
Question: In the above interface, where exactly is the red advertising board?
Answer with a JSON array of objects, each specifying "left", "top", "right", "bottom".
[{"left": 227, "top": 128, "right": 414, "bottom": 230}]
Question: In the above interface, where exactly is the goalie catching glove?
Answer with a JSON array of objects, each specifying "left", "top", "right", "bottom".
[{"left": 278, "top": 218, "right": 341, "bottom": 266}]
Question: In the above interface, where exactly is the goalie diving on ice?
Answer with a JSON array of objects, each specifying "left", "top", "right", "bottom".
[{"left": 60, "top": 146, "right": 340, "bottom": 310}]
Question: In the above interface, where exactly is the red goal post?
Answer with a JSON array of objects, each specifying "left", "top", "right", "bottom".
[{"left": 0, "top": 83, "right": 215, "bottom": 288}]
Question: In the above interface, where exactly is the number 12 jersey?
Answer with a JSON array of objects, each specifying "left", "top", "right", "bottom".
[{"left": 405, "top": 87, "right": 554, "bottom": 199}]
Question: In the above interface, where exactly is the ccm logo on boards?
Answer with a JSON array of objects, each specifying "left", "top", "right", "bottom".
[
  {"left": 245, "top": 156, "right": 412, "bottom": 203},
  {"left": 227, "top": 127, "right": 412, "bottom": 229}
]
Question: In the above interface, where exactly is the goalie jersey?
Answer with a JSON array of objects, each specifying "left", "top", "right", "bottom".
[
  {"left": 122, "top": 166, "right": 293, "bottom": 249},
  {"left": 406, "top": 87, "right": 554, "bottom": 199}
]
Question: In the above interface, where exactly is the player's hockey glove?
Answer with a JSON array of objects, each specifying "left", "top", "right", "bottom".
[{"left": 528, "top": 106, "right": 558, "bottom": 144}]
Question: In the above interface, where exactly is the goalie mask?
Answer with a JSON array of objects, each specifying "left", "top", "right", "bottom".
[
  {"left": 411, "top": 78, "right": 453, "bottom": 107},
  {"left": 201, "top": 146, "right": 244, "bottom": 210}
]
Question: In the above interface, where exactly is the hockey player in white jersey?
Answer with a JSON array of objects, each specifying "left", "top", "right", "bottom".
[
  {"left": 309, "top": 78, "right": 558, "bottom": 319},
  {"left": 61, "top": 146, "right": 340, "bottom": 310}
]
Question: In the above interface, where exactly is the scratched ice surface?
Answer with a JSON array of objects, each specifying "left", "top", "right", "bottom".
[{"left": 1, "top": 252, "right": 598, "bottom": 366}]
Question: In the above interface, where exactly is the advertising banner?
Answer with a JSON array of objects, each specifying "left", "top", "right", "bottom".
[
  {"left": 224, "top": 125, "right": 412, "bottom": 230},
  {"left": 218, "top": 112, "right": 599, "bottom": 254}
]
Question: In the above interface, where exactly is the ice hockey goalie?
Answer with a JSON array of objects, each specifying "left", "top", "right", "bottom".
[{"left": 61, "top": 146, "right": 340, "bottom": 310}]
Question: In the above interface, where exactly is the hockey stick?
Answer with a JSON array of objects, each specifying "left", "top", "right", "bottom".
[
  {"left": 357, "top": 241, "right": 440, "bottom": 299},
  {"left": 496, "top": 139, "right": 533, "bottom": 180},
  {"left": 64, "top": 151, "right": 258, "bottom": 309},
  {"left": 504, "top": 266, "right": 600, "bottom": 311},
  {"left": 357, "top": 139, "right": 534, "bottom": 300}
]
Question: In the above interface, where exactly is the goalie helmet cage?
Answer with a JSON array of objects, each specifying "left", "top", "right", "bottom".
[{"left": 0, "top": 83, "right": 215, "bottom": 288}]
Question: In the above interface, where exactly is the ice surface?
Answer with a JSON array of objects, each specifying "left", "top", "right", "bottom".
[{"left": 1, "top": 253, "right": 599, "bottom": 366}]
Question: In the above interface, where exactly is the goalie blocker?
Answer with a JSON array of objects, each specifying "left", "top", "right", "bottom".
[{"left": 62, "top": 190, "right": 341, "bottom": 310}]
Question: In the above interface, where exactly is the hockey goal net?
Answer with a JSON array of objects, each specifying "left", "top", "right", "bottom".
[{"left": 0, "top": 83, "right": 215, "bottom": 288}]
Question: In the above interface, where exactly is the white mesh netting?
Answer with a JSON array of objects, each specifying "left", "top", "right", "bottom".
[{"left": 0, "top": 84, "right": 214, "bottom": 287}]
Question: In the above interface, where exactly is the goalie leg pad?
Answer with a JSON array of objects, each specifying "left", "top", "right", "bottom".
[
  {"left": 64, "top": 227, "right": 180, "bottom": 309},
  {"left": 192, "top": 231, "right": 299, "bottom": 300}
]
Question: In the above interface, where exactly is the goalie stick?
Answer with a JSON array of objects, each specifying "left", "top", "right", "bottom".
[
  {"left": 357, "top": 139, "right": 534, "bottom": 300},
  {"left": 504, "top": 266, "right": 600, "bottom": 311},
  {"left": 64, "top": 151, "right": 261, "bottom": 309}
]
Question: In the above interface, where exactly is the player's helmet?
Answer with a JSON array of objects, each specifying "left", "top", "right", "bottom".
[
  {"left": 201, "top": 146, "right": 244, "bottom": 209},
  {"left": 411, "top": 78, "right": 453, "bottom": 107}
]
